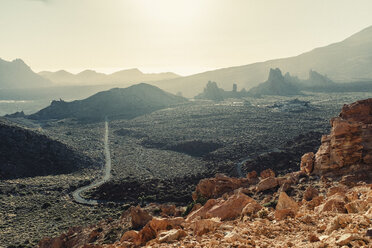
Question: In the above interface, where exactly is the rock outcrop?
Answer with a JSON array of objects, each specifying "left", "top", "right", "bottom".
[
  {"left": 248, "top": 68, "right": 301, "bottom": 96},
  {"left": 312, "top": 98, "right": 372, "bottom": 180}
]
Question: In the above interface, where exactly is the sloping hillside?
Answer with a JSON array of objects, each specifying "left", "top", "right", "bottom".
[
  {"left": 153, "top": 25, "right": 372, "bottom": 97},
  {"left": 0, "top": 118, "right": 94, "bottom": 179},
  {"left": 29, "top": 83, "right": 187, "bottom": 121},
  {"left": 0, "top": 58, "right": 51, "bottom": 89}
]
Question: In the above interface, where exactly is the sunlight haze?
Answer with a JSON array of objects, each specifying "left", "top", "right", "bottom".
[{"left": 1, "top": 0, "right": 372, "bottom": 75}]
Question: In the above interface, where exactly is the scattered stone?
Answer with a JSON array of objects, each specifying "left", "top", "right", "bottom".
[
  {"left": 260, "top": 169, "right": 275, "bottom": 179},
  {"left": 130, "top": 206, "right": 153, "bottom": 229}
]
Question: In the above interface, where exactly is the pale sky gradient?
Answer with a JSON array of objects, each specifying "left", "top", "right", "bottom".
[{"left": 1, "top": 0, "right": 372, "bottom": 76}]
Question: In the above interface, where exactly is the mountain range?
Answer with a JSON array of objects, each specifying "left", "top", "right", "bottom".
[
  {"left": 2, "top": 25, "right": 372, "bottom": 97},
  {"left": 39, "top": 68, "right": 180, "bottom": 85},
  {"left": 0, "top": 58, "right": 51, "bottom": 89},
  {"left": 153, "top": 25, "right": 372, "bottom": 97}
]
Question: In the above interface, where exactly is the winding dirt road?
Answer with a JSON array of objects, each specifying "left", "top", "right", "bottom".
[{"left": 72, "top": 117, "right": 112, "bottom": 205}]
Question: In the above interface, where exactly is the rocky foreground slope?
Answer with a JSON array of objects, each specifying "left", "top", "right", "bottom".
[{"left": 38, "top": 99, "right": 372, "bottom": 247}]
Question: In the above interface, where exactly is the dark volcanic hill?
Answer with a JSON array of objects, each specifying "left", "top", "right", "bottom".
[
  {"left": 0, "top": 118, "right": 95, "bottom": 179},
  {"left": 29, "top": 83, "right": 187, "bottom": 121},
  {"left": 0, "top": 58, "right": 51, "bottom": 89},
  {"left": 153, "top": 25, "right": 372, "bottom": 97},
  {"left": 248, "top": 68, "right": 301, "bottom": 96}
]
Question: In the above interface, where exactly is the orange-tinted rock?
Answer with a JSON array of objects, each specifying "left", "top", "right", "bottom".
[
  {"left": 192, "top": 218, "right": 221, "bottom": 236},
  {"left": 186, "top": 199, "right": 218, "bottom": 222},
  {"left": 305, "top": 196, "right": 324, "bottom": 210},
  {"left": 303, "top": 186, "right": 319, "bottom": 201},
  {"left": 309, "top": 234, "right": 320, "bottom": 243},
  {"left": 130, "top": 206, "right": 153, "bottom": 229},
  {"left": 276, "top": 192, "right": 299, "bottom": 212},
  {"left": 193, "top": 174, "right": 251, "bottom": 200},
  {"left": 300, "top": 152, "right": 315, "bottom": 174},
  {"left": 120, "top": 230, "right": 139, "bottom": 243},
  {"left": 260, "top": 169, "right": 275, "bottom": 179},
  {"left": 315, "top": 194, "right": 347, "bottom": 213},
  {"left": 312, "top": 98, "right": 372, "bottom": 177},
  {"left": 38, "top": 237, "right": 64, "bottom": 248},
  {"left": 188, "top": 192, "right": 257, "bottom": 221},
  {"left": 246, "top": 170, "right": 258, "bottom": 180},
  {"left": 241, "top": 201, "right": 262, "bottom": 216},
  {"left": 256, "top": 177, "right": 278, "bottom": 192},
  {"left": 157, "top": 229, "right": 187, "bottom": 243},
  {"left": 160, "top": 204, "right": 176, "bottom": 217},
  {"left": 345, "top": 200, "right": 369, "bottom": 213},
  {"left": 339, "top": 98, "right": 372, "bottom": 124},
  {"left": 274, "top": 209, "right": 296, "bottom": 220},
  {"left": 205, "top": 192, "right": 256, "bottom": 220}
]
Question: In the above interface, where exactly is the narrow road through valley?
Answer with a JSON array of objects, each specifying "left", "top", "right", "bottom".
[{"left": 72, "top": 117, "right": 112, "bottom": 205}]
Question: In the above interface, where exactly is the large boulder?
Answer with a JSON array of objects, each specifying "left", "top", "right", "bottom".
[{"left": 187, "top": 192, "right": 260, "bottom": 221}]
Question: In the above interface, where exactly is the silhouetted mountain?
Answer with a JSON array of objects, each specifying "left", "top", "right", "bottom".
[
  {"left": 248, "top": 68, "right": 301, "bottom": 96},
  {"left": 0, "top": 118, "right": 95, "bottom": 179},
  {"left": 39, "top": 68, "right": 180, "bottom": 85},
  {"left": 0, "top": 58, "right": 51, "bottom": 89},
  {"left": 29, "top": 83, "right": 187, "bottom": 121},
  {"left": 153, "top": 25, "right": 372, "bottom": 97}
]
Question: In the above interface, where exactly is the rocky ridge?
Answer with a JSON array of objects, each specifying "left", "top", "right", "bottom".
[{"left": 38, "top": 99, "right": 372, "bottom": 247}]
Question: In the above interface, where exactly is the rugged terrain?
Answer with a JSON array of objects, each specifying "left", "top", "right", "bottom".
[
  {"left": 38, "top": 98, "right": 372, "bottom": 247},
  {"left": 1, "top": 92, "right": 371, "bottom": 247}
]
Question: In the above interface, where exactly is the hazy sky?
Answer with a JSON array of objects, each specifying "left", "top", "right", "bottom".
[{"left": 1, "top": 0, "right": 372, "bottom": 75}]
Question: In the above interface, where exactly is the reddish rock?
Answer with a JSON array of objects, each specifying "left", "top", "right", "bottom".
[
  {"left": 260, "top": 169, "right": 275, "bottom": 179},
  {"left": 205, "top": 192, "right": 256, "bottom": 220},
  {"left": 345, "top": 200, "right": 369, "bottom": 213},
  {"left": 305, "top": 196, "right": 324, "bottom": 210},
  {"left": 256, "top": 177, "right": 278, "bottom": 192},
  {"left": 120, "top": 230, "right": 139, "bottom": 243},
  {"left": 188, "top": 192, "right": 258, "bottom": 221},
  {"left": 38, "top": 237, "right": 64, "bottom": 248},
  {"left": 300, "top": 152, "right": 315, "bottom": 174},
  {"left": 312, "top": 98, "right": 372, "bottom": 177},
  {"left": 193, "top": 174, "right": 251, "bottom": 200},
  {"left": 160, "top": 204, "right": 176, "bottom": 217},
  {"left": 276, "top": 192, "right": 299, "bottom": 212},
  {"left": 157, "top": 229, "right": 187, "bottom": 243},
  {"left": 309, "top": 234, "right": 320, "bottom": 243},
  {"left": 241, "top": 201, "right": 262, "bottom": 216},
  {"left": 315, "top": 194, "right": 347, "bottom": 213},
  {"left": 191, "top": 218, "right": 221, "bottom": 236},
  {"left": 246, "top": 170, "right": 258, "bottom": 180},
  {"left": 274, "top": 209, "right": 295, "bottom": 221},
  {"left": 130, "top": 206, "right": 153, "bottom": 229},
  {"left": 303, "top": 186, "right": 319, "bottom": 201}
]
